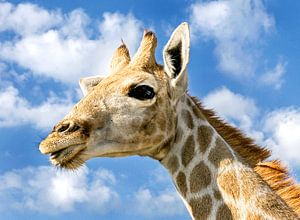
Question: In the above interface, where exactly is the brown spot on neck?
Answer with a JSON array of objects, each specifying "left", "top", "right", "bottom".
[
  {"left": 216, "top": 204, "right": 233, "bottom": 220},
  {"left": 181, "top": 135, "right": 195, "bottom": 167},
  {"left": 176, "top": 171, "right": 188, "bottom": 197},
  {"left": 176, "top": 95, "right": 300, "bottom": 215},
  {"left": 166, "top": 155, "right": 179, "bottom": 174},
  {"left": 190, "top": 194, "right": 212, "bottom": 220},
  {"left": 213, "top": 189, "right": 222, "bottom": 200},
  {"left": 190, "top": 161, "right": 211, "bottom": 193},
  {"left": 182, "top": 109, "right": 194, "bottom": 129},
  {"left": 208, "top": 137, "right": 234, "bottom": 168},
  {"left": 197, "top": 125, "right": 213, "bottom": 153}
]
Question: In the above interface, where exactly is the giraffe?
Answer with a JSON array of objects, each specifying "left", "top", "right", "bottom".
[{"left": 39, "top": 23, "right": 300, "bottom": 219}]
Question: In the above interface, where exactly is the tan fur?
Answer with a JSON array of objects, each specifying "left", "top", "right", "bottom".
[
  {"left": 130, "top": 30, "right": 158, "bottom": 69},
  {"left": 110, "top": 42, "right": 131, "bottom": 73},
  {"left": 246, "top": 212, "right": 264, "bottom": 219},
  {"left": 227, "top": 204, "right": 240, "bottom": 219},
  {"left": 217, "top": 170, "right": 241, "bottom": 200},
  {"left": 255, "top": 161, "right": 300, "bottom": 215},
  {"left": 190, "top": 96, "right": 300, "bottom": 215}
]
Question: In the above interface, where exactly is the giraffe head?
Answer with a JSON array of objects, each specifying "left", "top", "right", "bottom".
[{"left": 39, "top": 23, "right": 190, "bottom": 169}]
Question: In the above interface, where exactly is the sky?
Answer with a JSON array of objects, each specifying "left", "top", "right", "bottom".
[{"left": 0, "top": 0, "right": 300, "bottom": 219}]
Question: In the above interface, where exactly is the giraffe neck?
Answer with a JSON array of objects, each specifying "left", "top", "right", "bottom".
[{"left": 161, "top": 94, "right": 298, "bottom": 220}]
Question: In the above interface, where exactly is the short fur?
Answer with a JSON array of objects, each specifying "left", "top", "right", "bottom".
[{"left": 190, "top": 96, "right": 300, "bottom": 215}]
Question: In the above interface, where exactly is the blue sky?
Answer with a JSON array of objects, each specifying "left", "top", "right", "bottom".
[{"left": 0, "top": 0, "right": 300, "bottom": 219}]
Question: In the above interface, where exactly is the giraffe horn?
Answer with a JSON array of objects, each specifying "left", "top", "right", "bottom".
[
  {"left": 110, "top": 41, "right": 131, "bottom": 73},
  {"left": 130, "top": 30, "right": 157, "bottom": 68}
]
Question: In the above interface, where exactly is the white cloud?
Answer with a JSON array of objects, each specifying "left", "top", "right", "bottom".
[
  {"left": 0, "top": 164, "right": 184, "bottom": 216},
  {"left": 190, "top": 0, "right": 274, "bottom": 42},
  {"left": 124, "top": 166, "right": 187, "bottom": 217},
  {"left": 260, "top": 60, "right": 287, "bottom": 89},
  {"left": 0, "top": 2, "right": 143, "bottom": 83},
  {"left": 263, "top": 108, "right": 300, "bottom": 165},
  {"left": 0, "top": 2, "right": 62, "bottom": 36},
  {"left": 203, "top": 87, "right": 263, "bottom": 141},
  {"left": 60, "top": 9, "right": 90, "bottom": 39},
  {"left": 0, "top": 166, "right": 119, "bottom": 214},
  {"left": 189, "top": 0, "right": 285, "bottom": 88},
  {"left": 0, "top": 86, "right": 74, "bottom": 130},
  {"left": 133, "top": 188, "right": 185, "bottom": 216}
]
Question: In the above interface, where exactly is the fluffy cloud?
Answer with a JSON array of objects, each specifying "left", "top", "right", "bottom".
[
  {"left": 0, "top": 86, "right": 74, "bottom": 130},
  {"left": 189, "top": 0, "right": 285, "bottom": 88},
  {"left": 0, "top": 164, "right": 186, "bottom": 217},
  {"left": 203, "top": 86, "right": 263, "bottom": 141},
  {"left": 133, "top": 188, "right": 185, "bottom": 216},
  {"left": 0, "top": 2, "right": 143, "bottom": 83},
  {"left": 127, "top": 166, "right": 187, "bottom": 217},
  {"left": 0, "top": 166, "right": 119, "bottom": 214},
  {"left": 260, "top": 60, "right": 287, "bottom": 89},
  {"left": 0, "top": 2, "right": 62, "bottom": 36},
  {"left": 263, "top": 108, "right": 300, "bottom": 165}
]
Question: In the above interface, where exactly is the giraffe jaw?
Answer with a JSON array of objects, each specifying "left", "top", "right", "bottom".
[
  {"left": 40, "top": 135, "right": 157, "bottom": 169},
  {"left": 49, "top": 143, "right": 88, "bottom": 169},
  {"left": 82, "top": 139, "right": 158, "bottom": 159}
]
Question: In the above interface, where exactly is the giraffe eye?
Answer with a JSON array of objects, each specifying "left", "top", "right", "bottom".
[{"left": 128, "top": 85, "right": 155, "bottom": 100}]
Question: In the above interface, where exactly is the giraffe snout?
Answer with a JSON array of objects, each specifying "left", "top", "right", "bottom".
[{"left": 39, "top": 119, "right": 90, "bottom": 155}]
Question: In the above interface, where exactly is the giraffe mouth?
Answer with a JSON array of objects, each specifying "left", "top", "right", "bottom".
[
  {"left": 49, "top": 143, "right": 87, "bottom": 169},
  {"left": 50, "top": 148, "right": 65, "bottom": 159}
]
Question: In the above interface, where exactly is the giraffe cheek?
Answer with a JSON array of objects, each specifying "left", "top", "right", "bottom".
[{"left": 143, "top": 121, "right": 157, "bottom": 136}]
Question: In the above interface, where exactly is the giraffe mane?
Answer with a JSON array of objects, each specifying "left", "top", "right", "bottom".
[{"left": 190, "top": 95, "right": 300, "bottom": 215}]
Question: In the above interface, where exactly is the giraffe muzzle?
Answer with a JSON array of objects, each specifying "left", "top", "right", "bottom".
[{"left": 39, "top": 119, "right": 89, "bottom": 155}]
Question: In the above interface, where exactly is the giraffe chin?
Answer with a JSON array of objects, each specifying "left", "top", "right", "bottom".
[{"left": 49, "top": 143, "right": 87, "bottom": 170}]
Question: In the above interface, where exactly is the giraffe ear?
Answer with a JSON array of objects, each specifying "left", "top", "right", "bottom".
[
  {"left": 163, "top": 22, "right": 190, "bottom": 99},
  {"left": 79, "top": 75, "right": 105, "bottom": 96}
]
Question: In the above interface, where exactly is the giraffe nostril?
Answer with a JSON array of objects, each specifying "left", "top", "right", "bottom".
[
  {"left": 56, "top": 123, "right": 70, "bottom": 133},
  {"left": 68, "top": 124, "right": 80, "bottom": 132},
  {"left": 55, "top": 121, "right": 80, "bottom": 133}
]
